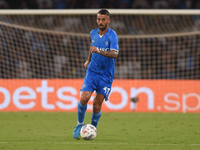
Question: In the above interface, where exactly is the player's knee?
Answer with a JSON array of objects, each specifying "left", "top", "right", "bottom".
[
  {"left": 80, "top": 98, "right": 89, "bottom": 105},
  {"left": 80, "top": 92, "right": 91, "bottom": 104}
]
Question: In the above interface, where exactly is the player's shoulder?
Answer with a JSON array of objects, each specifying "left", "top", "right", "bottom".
[
  {"left": 109, "top": 28, "right": 118, "bottom": 36},
  {"left": 107, "top": 28, "right": 118, "bottom": 38},
  {"left": 90, "top": 28, "right": 98, "bottom": 35}
]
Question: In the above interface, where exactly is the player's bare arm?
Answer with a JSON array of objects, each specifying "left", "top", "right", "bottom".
[
  {"left": 84, "top": 45, "right": 93, "bottom": 70},
  {"left": 98, "top": 49, "right": 118, "bottom": 58},
  {"left": 90, "top": 46, "right": 118, "bottom": 58}
]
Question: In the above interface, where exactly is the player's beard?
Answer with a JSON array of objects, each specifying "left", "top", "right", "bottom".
[{"left": 99, "top": 24, "right": 107, "bottom": 31}]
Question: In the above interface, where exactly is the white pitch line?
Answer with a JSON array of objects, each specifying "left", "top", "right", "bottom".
[
  {"left": 0, "top": 142, "right": 33, "bottom": 144},
  {"left": 138, "top": 143, "right": 200, "bottom": 146},
  {"left": 0, "top": 142, "right": 12, "bottom": 144},
  {"left": 56, "top": 142, "right": 128, "bottom": 145},
  {"left": 0, "top": 142, "right": 199, "bottom": 146},
  {"left": 0, "top": 142, "right": 127, "bottom": 145}
]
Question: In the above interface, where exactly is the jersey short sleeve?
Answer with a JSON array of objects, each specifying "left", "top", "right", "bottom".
[{"left": 109, "top": 31, "right": 119, "bottom": 52}]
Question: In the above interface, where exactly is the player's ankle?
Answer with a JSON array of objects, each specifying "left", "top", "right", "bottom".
[{"left": 78, "top": 121, "right": 84, "bottom": 124}]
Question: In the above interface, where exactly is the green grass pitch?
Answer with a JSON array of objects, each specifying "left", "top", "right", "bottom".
[{"left": 0, "top": 112, "right": 200, "bottom": 150}]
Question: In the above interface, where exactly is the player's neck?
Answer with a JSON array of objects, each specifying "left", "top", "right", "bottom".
[{"left": 99, "top": 27, "right": 109, "bottom": 36}]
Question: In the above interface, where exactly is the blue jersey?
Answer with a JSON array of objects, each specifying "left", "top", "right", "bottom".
[{"left": 87, "top": 27, "right": 119, "bottom": 83}]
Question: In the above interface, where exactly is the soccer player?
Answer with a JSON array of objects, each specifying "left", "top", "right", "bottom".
[{"left": 73, "top": 9, "right": 119, "bottom": 139}]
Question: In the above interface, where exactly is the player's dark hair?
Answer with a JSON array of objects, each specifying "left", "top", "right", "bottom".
[{"left": 98, "top": 9, "right": 110, "bottom": 18}]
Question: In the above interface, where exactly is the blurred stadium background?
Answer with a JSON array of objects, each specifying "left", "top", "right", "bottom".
[{"left": 0, "top": 0, "right": 200, "bottom": 113}]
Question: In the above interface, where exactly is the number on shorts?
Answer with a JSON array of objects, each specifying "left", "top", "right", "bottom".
[{"left": 103, "top": 87, "right": 110, "bottom": 96}]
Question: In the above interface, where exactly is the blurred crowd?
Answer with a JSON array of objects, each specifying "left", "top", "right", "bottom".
[
  {"left": 0, "top": 0, "right": 200, "bottom": 9},
  {"left": 0, "top": 24, "right": 200, "bottom": 79},
  {"left": 116, "top": 36, "right": 200, "bottom": 79}
]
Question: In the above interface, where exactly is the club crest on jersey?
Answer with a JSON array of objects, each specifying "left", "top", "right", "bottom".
[{"left": 105, "top": 41, "right": 108, "bottom": 46}]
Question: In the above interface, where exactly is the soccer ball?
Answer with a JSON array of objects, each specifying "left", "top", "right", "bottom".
[{"left": 80, "top": 124, "right": 97, "bottom": 140}]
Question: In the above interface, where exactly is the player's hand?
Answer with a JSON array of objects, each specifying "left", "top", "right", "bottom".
[
  {"left": 84, "top": 60, "right": 90, "bottom": 70},
  {"left": 90, "top": 46, "right": 100, "bottom": 54}
]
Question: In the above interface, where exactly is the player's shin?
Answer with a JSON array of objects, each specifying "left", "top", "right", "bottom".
[
  {"left": 78, "top": 101, "right": 87, "bottom": 124},
  {"left": 91, "top": 111, "right": 101, "bottom": 127}
]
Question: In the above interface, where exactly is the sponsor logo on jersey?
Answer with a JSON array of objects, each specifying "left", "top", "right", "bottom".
[{"left": 97, "top": 47, "right": 110, "bottom": 51}]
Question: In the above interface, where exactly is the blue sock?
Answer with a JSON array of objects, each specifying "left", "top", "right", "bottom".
[
  {"left": 78, "top": 101, "right": 87, "bottom": 124},
  {"left": 91, "top": 111, "right": 101, "bottom": 127}
]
